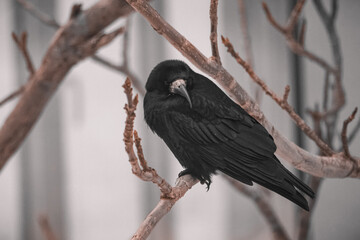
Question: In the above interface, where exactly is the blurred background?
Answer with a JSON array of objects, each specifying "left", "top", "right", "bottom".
[{"left": 0, "top": 0, "right": 359, "bottom": 239}]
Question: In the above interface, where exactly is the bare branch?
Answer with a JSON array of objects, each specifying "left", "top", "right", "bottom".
[
  {"left": 0, "top": 0, "right": 147, "bottom": 171},
  {"left": 313, "top": 0, "right": 344, "bottom": 117},
  {"left": 341, "top": 107, "right": 358, "bottom": 159},
  {"left": 132, "top": 175, "right": 198, "bottom": 240},
  {"left": 225, "top": 176, "right": 290, "bottom": 240},
  {"left": 262, "top": 1, "right": 338, "bottom": 75},
  {"left": 0, "top": 32, "right": 35, "bottom": 108},
  {"left": 347, "top": 117, "right": 360, "bottom": 146},
  {"left": 122, "top": 77, "right": 173, "bottom": 194},
  {"left": 38, "top": 214, "right": 58, "bottom": 240},
  {"left": 209, "top": 0, "right": 221, "bottom": 64},
  {"left": 92, "top": 55, "right": 145, "bottom": 96},
  {"left": 18, "top": 0, "right": 144, "bottom": 96},
  {"left": 125, "top": 0, "right": 360, "bottom": 178},
  {"left": 12, "top": 32, "right": 35, "bottom": 75},
  {"left": 221, "top": 36, "right": 334, "bottom": 155},
  {"left": 0, "top": 86, "right": 25, "bottom": 108},
  {"left": 261, "top": 2, "right": 287, "bottom": 34},
  {"left": 123, "top": 78, "right": 199, "bottom": 239},
  {"left": 286, "top": 0, "right": 306, "bottom": 32},
  {"left": 91, "top": 20, "right": 145, "bottom": 96},
  {"left": 134, "top": 131, "right": 149, "bottom": 171},
  {"left": 17, "top": 0, "right": 60, "bottom": 28},
  {"left": 299, "top": 19, "right": 306, "bottom": 47}
]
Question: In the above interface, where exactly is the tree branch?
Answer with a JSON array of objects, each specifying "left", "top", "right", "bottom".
[
  {"left": 124, "top": 0, "right": 360, "bottom": 178},
  {"left": 221, "top": 36, "right": 334, "bottom": 156},
  {"left": 17, "top": 0, "right": 60, "bottom": 28},
  {"left": 0, "top": 32, "right": 37, "bottom": 108},
  {"left": 123, "top": 78, "right": 199, "bottom": 239},
  {"left": 12, "top": 32, "right": 35, "bottom": 75},
  {"left": 262, "top": 1, "right": 338, "bottom": 75},
  {"left": 0, "top": 86, "right": 25, "bottom": 108},
  {"left": 132, "top": 175, "right": 198, "bottom": 240},
  {"left": 341, "top": 107, "right": 358, "bottom": 160},
  {"left": 209, "top": 0, "right": 221, "bottom": 64},
  {"left": 17, "top": 0, "right": 145, "bottom": 96},
  {"left": 0, "top": 0, "right": 148, "bottom": 171}
]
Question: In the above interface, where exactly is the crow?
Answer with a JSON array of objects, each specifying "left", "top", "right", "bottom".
[{"left": 144, "top": 60, "right": 314, "bottom": 210}]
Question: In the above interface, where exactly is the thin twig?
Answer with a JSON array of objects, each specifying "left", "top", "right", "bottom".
[
  {"left": 298, "top": 19, "right": 306, "bottom": 47},
  {"left": 12, "top": 32, "right": 35, "bottom": 75},
  {"left": 123, "top": 78, "right": 199, "bottom": 239},
  {"left": 131, "top": 175, "right": 198, "bottom": 240},
  {"left": 221, "top": 36, "right": 334, "bottom": 156},
  {"left": 125, "top": 0, "right": 360, "bottom": 178},
  {"left": 18, "top": 0, "right": 145, "bottom": 96},
  {"left": 347, "top": 118, "right": 360, "bottom": 146},
  {"left": 0, "top": 32, "right": 36, "bottom": 108},
  {"left": 122, "top": 77, "right": 173, "bottom": 194},
  {"left": 341, "top": 107, "right": 358, "bottom": 159},
  {"left": 0, "top": 0, "right": 140, "bottom": 171},
  {"left": 92, "top": 55, "right": 145, "bottom": 96},
  {"left": 0, "top": 86, "right": 25, "bottom": 108},
  {"left": 17, "top": 0, "right": 60, "bottom": 28},
  {"left": 262, "top": 1, "right": 337, "bottom": 75},
  {"left": 209, "top": 0, "right": 221, "bottom": 64},
  {"left": 312, "top": 0, "right": 344, "bottom": 118},
  {"left": 286, "top": 0, "right": 306, "bottom": 32}
]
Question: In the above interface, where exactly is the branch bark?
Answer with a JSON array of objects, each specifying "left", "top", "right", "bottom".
[
  {"left": 125, "top": 0, "right": 360, "bottom": 178},
  {"left": 209, "top": 0, "right": 221, "bottom": 64},
  {"left": 18, "top": 0, "right": 145, "bottom": 97},
  {"left": 0, "top": 0, "right": 148, "bottom": 171}
]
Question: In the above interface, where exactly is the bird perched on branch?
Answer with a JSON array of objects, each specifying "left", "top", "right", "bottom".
[{"left": 144, "top": 60, "right": 314, "bottom": 210}]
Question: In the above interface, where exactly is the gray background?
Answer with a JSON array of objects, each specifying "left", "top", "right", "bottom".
[{"left": 0, "top": 0, "right": 359, "bottom": 239}]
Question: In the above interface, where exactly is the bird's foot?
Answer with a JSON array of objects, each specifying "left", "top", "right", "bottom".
[
  {"left": 178, "top": 169, "right": 211, "bottom": 191},
  {"left": 178, "top": 169, "right": 193, "bottom": 178}
]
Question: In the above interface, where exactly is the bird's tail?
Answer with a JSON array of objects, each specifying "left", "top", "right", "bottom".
[
  {"left": 257, "top": 157, "right": 315, "bottom": 211},
  {"left": 222, "top": 155, "right": 315, "bottom": 211}
]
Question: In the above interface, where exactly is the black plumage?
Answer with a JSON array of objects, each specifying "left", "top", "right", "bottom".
[{"left": 144, "top": 60, "right": 314, "bottom": 210}]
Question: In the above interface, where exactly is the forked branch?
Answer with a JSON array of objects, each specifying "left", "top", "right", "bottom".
[
  {"left": 221, "top": 36, "right": 334, "bottom": 156},
  {"left": 125, "top": 0, "right": 359, "bottom": 178},
  {"left": 122, "top": 78, "right": 199, "bottom": 240}
]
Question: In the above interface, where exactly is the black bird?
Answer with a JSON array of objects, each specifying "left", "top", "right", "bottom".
[{"left": 144, "top": 60, "right": 314, "bottom": 210}]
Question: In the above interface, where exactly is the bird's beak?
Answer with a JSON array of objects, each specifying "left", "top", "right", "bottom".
[{"left": 170, "top": 79, "right": 193, "bottom": 108}]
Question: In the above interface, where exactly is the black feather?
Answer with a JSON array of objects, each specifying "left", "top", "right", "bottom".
[{"left": 144, "top": 60, "right": 315, "bottom": 211}]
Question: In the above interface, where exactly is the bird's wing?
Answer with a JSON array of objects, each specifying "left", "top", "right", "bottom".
[
  {"left": 167, "top": 96, "right": 313, "bottom": 210},
  {"left": 168, "top": 96, "right": 278, "bottom": 176}
]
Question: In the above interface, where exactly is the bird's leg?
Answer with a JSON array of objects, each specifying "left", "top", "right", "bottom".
[
  {"left": 178, "top": 168, "right": 194, "bottom": 178},
  {"left": 178, "top": 169, "right": 211, "bottom": 191}
]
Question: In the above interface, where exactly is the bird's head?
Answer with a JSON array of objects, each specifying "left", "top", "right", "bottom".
[{"left": 145, "top": 60, "right": 194, "bottom": 108}]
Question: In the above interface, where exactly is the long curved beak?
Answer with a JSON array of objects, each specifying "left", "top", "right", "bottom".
[{"left": 170, "top": 79, "right": 192, "bottom": 108}]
